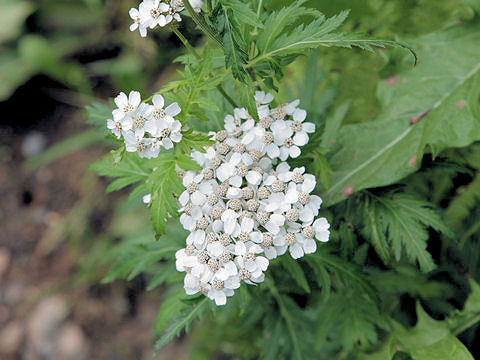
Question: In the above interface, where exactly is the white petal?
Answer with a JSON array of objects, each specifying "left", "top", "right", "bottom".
[
  {"left": 166, "top": 102, "right": 181, "bottom": 117},
  {"left": 293, "top": 132, "right": 309, "bottom": 146},
  {"left": 152, "top": 94, "right": 164, "bottom": 108},
  {"left": 293, "top": 108, "right": 307, "bottom": 122},
  {"left": 303, "top": 238, "right": 317, "bottom": 254},
  {"left": 289, "top": 146, "right": 301, "bottom": 158},
  {"left": 129, "top": 91, "right": 141, "bottom": 107},
  {"left": 214, "top": 291, "right": 227, "bottom": 306},
  {"left": 290, "top": 243, "right": 304, "bottom": 259},
  {"left": 114, "top": 92, "right": 128, "bottom": 108},
  {"left": 191, "top": 191, "right": 207, "bottom": 206},
  {"left": 303, "top": 122, "right": 316, "bottom": 133},
  {"left": 179, "top": 191, "right": 189, "bottom": 206}
]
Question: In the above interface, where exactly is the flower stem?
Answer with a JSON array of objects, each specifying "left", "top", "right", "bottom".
[{"left": 172, "top": 27, "right": 238, "bottom": 108}]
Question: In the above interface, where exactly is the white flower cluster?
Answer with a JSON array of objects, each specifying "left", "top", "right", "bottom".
[
  {"left": 107, "top": 91, "right": 183, "bottom": 158},
  {"left": 175, "top": 92, "right": 330, "bottom": 305},
  {"left": 129, "top": 0, "right": 203, "bottom": 37}
]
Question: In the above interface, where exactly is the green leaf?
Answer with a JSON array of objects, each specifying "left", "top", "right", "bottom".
[
  {"left": 281, "top": 256, "right": 311, "bottom": 293},
  {"left": 393, "top": 303, "right": 474, "bottom": 360},
  {"left": 219, "top": 0, "right": 261, "bottom": 28},
  {"left": 155, "top": 287, "right": 187, "bottom": 335},
  {"left": 220, "top": 6, "right": 248, "bottom": 80},
  {"left": 316, "top": 291, "right": 389, "bottom": 351},
  {"left": 362, "top": 192, "right": 453, "bottom": 272},
  {"left": 85, "top": 102, "right": 111, "bottom": 132},
  {"left": 447, "top": 279, "right": 480, "bottom": 335},
  {"left": 324, "top": 22, "right": 480, "bottom": 205},
  {"left": 91, "top": 150, "right": 150, "bottom": 193},
  {"left": 148, "top": 155, "right": 184, "bottom": 236},
  {"left": 154, "top": 297, "right": 208, "bottom": 352},
  {"left": 178, "top": 129, "right": 214, "bottom": 154}
]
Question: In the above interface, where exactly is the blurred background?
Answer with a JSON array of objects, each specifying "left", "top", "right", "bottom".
[{"left": 0, "top": 0, "right": 476, "bottom": 359}]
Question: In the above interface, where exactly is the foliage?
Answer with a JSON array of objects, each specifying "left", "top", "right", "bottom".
[{"left": 81, "top": 0, "right": 480, "bottom": 359}]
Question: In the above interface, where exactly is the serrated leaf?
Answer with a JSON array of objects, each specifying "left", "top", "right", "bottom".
[
  {"left": 148, "top": 155, "right": 183, "bottom": 236},
  {"left": 324, "top": 22, "right": 480, "bottom": 206},
  {"left": 85, "top": 102, "right": 111, "bottom": 132},
  {"left": 219, "top": 0, "right": 261, "bottom": 28},
  {"left": 362, "top": 192, "right": 453, "bottom": 273},
  {"left": 281, "top": 256, "right": 310, "bottom": 293},
  {"left": 154, "top": 297, "right": 208, "bottom": 352},
  {"left": 178, "top": 129, "right": 214, "bottom": 154},
  {"left": 91, "top": 150, "right": 150, "bottom": 193}
]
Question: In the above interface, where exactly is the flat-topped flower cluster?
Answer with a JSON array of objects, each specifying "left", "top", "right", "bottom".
[
  {"left": 175, "top": 92, "right": 330, "bottom": 305},
  {"left": 107, "top": 91, "right": 183, "bottom": 158},
  {"left": 129, "top": 0, "right": 203, "bottom": 37}
]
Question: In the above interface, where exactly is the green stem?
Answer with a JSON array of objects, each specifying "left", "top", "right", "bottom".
[
  {"left": 183, "top": 0, "right": 224, "bottom": 48},
  {"left": 265, "top": 277, "right": 303, "bottom": 360},
  {"left": 452, "top": 314, "right": 480, "bottom": 336},
  {"left": 172, "top": 27, "right": 238, "bottom": 108}
]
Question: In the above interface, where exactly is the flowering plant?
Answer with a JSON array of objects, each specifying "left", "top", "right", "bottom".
[{"left": 88, "top": 1, "right": 480, "bottom": 359}]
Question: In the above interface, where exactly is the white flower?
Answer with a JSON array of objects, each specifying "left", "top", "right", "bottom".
[
  {"left": 178, "top": 172, "right": 212, "bottom": 207},
  {"left": 123, "top": 132, "right": 156, "bottom": 158},
  {"left": 142, "top": 193, "right": 152, "bottom": 204},
  {"left": 150, "top": 94, "right": 181, "bottom": 123},
  {"left": 313, "top": 218, "right": 330, "bottom": 242},
  {"left": 175, "top": 93, "right": 330, "bottom": 306},
  {"left": 141, "top": 0, "right": 169, "bottom": 28},
  {"left": 167, "top": 0, "right": 183, "bottom": 23},
  {"left": 207, "top": 275, "right": 240, "bottom": 306},
  {"left": 188, "top": 0, "right": 203, "bottom": 12},
  {"left": 112, "top": 91, "right": 141, "bottom": 120},
  {"left": 107, "top": 118, "right": 123, "bottom": 139},
  {"left": 128, "top": 102, "right": 153, "bottom": 139},
  {"left": 287, "top": 108, "right": 315, "bottom": 146},
  {"left": 129, "top": 7, "right": 148, "bottom": 37},
  {"left": 255, "top": 91, "right": 274, "bottom": 106},
  {"left": 157, "top": 119, "right": 183, "bottom": 149}
]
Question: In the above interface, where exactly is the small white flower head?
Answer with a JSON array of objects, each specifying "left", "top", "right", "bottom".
[
  {"left": 107, "top": 90, "right": 183, "bottom": 158},
  {"left": 139, "top": 0, "right": 169, "bottom": 29},
  {"left": 176, "top": 91, "right": 330, "bottom": 305},
  {"left": 112, "top": 91, "right": 141, "bottom": 120},
  {"left": 129, "top": 7, "right": 148, "bottom": 37}
]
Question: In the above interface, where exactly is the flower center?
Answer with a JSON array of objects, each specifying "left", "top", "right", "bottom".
[
  {"left": 136, "top": 142, "right": 146, "bottom": 152},
  {"left": 271, "top": 180, "right": 286, "bottom": 192},
  {"left": 216, "top": 142, "right": 230, "bottom": 155},
  {"left": 228, "top": 199, "right": 242, "bottom": 211},
  {"left": 160, "top": 128, "right": 171, "bottom": 138},
  {"left": 210, "top": 206, "right": 223, "bottom": 220},
  {"left": 212, "top": 279, "right": 224, "bottom": 290},
  {"left": 123, "top": 104, "right": 134, "bottom": 113},
  {"left": 298, "top": 192, "right": 310, "bottom": 205},
  {"left": 285, "top": 233, "right": 296, "bottom": 245},
  {"left": 197, "top": 250, "right": 209, "bottom": 264},
  {"left": 262, "top": 234, "right": 273, "bottom": 247},
  {"left": 292, "top": 173, "right": 304, "bottom": 184},
  {"left": 302, "top": 226, "right": 314, "bottom": 238},
  {"left": 263, "top": 132, "right": 274, "bottom": 144},
  {"left": 187, "top": 182, "right": 199, "bottom": 194},
  {"left": 184, "top": 203, "right": 193, "bottom": 216},
  {"left": 238, "top": 232, "right": 250, "bottom": 242},
  {"left": 216, "top": 130, "right": 227, "bottom": 142},
  {"left": 219, "top": 233, "right": 231, "bottom": 246},
  {"left": 150, "top": 7, "right": 162, "bottom": 18},
  {"left": 239, "top": 269, "right": 250, "bottom": 280},
  {"left": 133, "top": 116, "right": 145, "bottom": 129},
  {"left": 284, "top": 138, "right": 294, "bottom": 148},
  {"left": 208, "top": 258, "right": 219, "bottom": 271},
  {"left": 259, "top": 117, "right": 273, "bottom": 128},
  {"left": 246, "top": 199, "right": 260, "bottom": 212},
  {"left": 244, "top": 253, "right": 256, "bottom": 262},
  {"left": 153, "top": 108, "right": 166, "bottom": 120},
  {"left": 256, "top": 210, "right": 270, "bottom": 224},
  {"left": 196, "top": 217, "right": 209, "bottom": 230},
  {"left": 258, "top": 187, "right": 270, "bottom": 199},
  {"left": 291, "top": 121, "right": 303, "bottom": 132},
  {"left": 285, "top": 208, "right": 299, "bottom": 222}
]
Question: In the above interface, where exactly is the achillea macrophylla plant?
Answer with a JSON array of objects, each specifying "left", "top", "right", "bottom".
[{"left": 88, "top": 0, "right": 480, "bottom": 358}]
